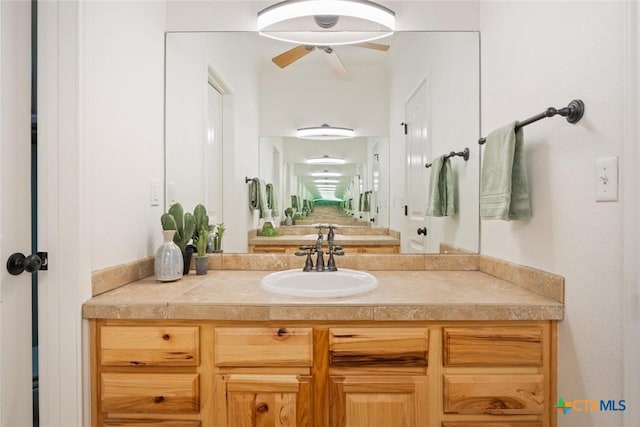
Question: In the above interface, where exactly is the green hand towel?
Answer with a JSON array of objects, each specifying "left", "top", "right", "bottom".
[
  {"left": 426, "top": 156, "right": 456, "bottom": 217},
  {"left": 480, "top": 122, "right": 531, "bottom": 220}
]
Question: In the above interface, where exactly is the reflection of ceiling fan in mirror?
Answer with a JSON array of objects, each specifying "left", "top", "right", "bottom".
[{"left": 271, "top": 42, "right": 390, "bottom": 77}]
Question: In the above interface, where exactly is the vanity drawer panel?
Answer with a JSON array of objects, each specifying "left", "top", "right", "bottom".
[
  {"left": 101, "top": 373, "right": 199, "bottom": 414},
  {"left": 100, "top": 326, "right": 199, "bottom": 367},
  {"left": 442, "top": 422, "right": 542, "bottom": 427},
  {"left": 443, "top": 374, "right": 544, "bottom": 415},
  {"left": 329, "top": 328, "right": 429, "bottom": 367},
  {"left": 443, "top": 326, "right": 543, "bottom": 367},
  {"left": 103, "top": 420, "right": 201, "bottom": 427},
  {"left": 215, "top": 327, "right": 313, "bottom": 367}
]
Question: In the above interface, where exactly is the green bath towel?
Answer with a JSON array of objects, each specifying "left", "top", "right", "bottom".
[
  {"left": 426, "top": 155, "right": 456, "bottom": 217},
  {"left": 480, "top": 122, "right": 531, "bottom": 220}
]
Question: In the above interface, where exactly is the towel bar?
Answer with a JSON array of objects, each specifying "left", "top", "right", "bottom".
[
  {"left": 478, "top": 99, "right": 584, "bottom": 144},
  {"left": 425, "top": 147, "right": 470, "bottom": 168}
]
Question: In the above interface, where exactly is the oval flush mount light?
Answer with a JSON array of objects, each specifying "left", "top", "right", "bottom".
[
  {"left": 307, "top": 155, "right": 346, "bottom": 165},
  {"left": 258, "top": 0, "right": 395, "bottom": 46},
  {"left": 297, "top": 124, "right": 354, "bottom": 140}
]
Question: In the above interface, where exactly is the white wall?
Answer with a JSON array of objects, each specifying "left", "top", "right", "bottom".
[
  {"left": 259, "top": 64, "right": 389, "bottom": 137},
  {"left": 480, "top": 2, "right": 625, "bottom": 426},
  {"left": 165, "top": 35, "right": 208, "bottom": 214},
  {"left": 165, "top": 32, "right": 261, "bottom": 253},
  {"left": 388, "top": 32, "right": 480, "bottom": 253},
  {"left": 84, "top": 1, "right": 166, "bottom": 270}
]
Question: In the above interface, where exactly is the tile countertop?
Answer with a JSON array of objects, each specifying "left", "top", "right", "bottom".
[
  {"left": 82, "top": 270, "right": 563, "bottom": 321},
  {"left": 248, "top": 234, "right": 400, "bottom": 246}
]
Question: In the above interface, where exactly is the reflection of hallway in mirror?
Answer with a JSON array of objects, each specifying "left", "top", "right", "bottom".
[{"left": 294, "top": 205, "right": 371, "bottom": 227}]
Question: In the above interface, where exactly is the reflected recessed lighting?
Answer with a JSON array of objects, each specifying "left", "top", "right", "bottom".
[
  {"left": 311, "top": 171, "right": 342, "bottom": 177},
  {"left": 297, "top": 124, "right": 354, "bottom": 140},
  {"left": 307, "top": 155, "right": 346, "bottom": 164},
  {"left": 314, "top": 179, "right": 339, "bottom": 184},
  {"left": 257, "top": 0, "right": 395, "bottom": 46}
]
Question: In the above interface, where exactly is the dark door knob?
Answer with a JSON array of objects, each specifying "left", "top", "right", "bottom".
[
  {"left": 6, "top": 252, "right": 47, "bottom": 275},
  {"left": 417, "top": 227, "right": 428, "bottom": 236}
]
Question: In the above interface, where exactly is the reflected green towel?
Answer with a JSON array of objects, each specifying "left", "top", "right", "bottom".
[
  {"left": 480, "top": 122, "right": 531, "bottom": 220},
  {"left": 248, "top": 178, "right": 269, "bottom": 218},
  {"left": 426, "top": 156, "right": 456, "bottom": 217},
  {"left": 363, "top": 192, "right": 371, "bottom": 212},
  {"left": 265, "top": 183, "right": 279, "bottom": 217}
]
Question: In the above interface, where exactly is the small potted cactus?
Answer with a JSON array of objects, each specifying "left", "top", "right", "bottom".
[
  {"left": 161, "top": 203, "right": 195, "bottom": 275},
  {"left": 212, "top": 223, "right": 225, "bottom": 253},
  {"left": 194, "top": 226, "right": 209, "bottom": 275}
]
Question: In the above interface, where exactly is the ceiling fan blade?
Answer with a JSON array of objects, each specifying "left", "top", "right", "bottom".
[
  {"left": 355, "top": 42, "right": 390, "bottom": 52},
  {"left": 272, "top": 45, "right": 314, "bottom": 68},
  {"left": 324, "top": 48, "right": 348, "bottom": 77}
]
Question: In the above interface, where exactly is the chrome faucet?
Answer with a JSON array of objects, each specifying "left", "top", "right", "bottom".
[
  {"left": 315, "top": 225, "right": 325, "bottom": 271},
  {"left": 326, "top": 224, "right": 344, "bottom": 271},
  {"left": 295, "top": 224, "right": 343, "bottom": 272}
]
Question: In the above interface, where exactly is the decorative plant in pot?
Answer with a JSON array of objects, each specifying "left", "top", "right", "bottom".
[
  {"left": 212, "top": 223, "right": 225, "bottom": 253},
  {"left": 192, "top": 203, "right": 209, "bottom": 249},
  {"left": 161, "top": 203, "right": 195, "bottom": 275},
  {"left": 194, "top": 226, "right": 209, "bottom": 275}
]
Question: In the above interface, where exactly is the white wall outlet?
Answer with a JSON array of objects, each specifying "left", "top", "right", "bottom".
[
  {"left": 596, "top": 156, "right": 619, "bottom": 202},
  {"left": 150, "top": 180, "right": 161, "bottom": 206}
]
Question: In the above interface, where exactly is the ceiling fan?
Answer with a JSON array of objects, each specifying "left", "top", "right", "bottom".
[{"left": 271, "top": 41, "right": 390, "bottom": 77}]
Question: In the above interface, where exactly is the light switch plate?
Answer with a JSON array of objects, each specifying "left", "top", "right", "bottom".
[
  {"left": 596, "top": 156, "right": 618, "bottom": 202},
  {"left": 150, "top": 180, "right": 161, "bottom": 206}
]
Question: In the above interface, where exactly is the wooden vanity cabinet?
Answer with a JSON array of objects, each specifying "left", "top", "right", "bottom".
[{"left": 91, "top": 321, "right": 556, "bottom": 427}]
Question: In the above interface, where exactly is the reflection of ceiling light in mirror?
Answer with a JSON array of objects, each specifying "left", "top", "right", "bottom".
[
  {"left": 297, "top": 124, "right": 354, "bottom": 140},
  {"left": 306, "top": 155, "right": 346, "bottom": 164},
  {"left": 257, "top": 0, "right": 395, "bottom": 46},
  {"left": 311, "top": 172, "right": 341, "bottom": 177},
  {"left": 314, "top": 179, "right": 339, "bottom": 184}
]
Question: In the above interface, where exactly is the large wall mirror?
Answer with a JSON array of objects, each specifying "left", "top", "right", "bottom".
[{"left": 165, "top": 31, "right": 479, "bottom": 254}]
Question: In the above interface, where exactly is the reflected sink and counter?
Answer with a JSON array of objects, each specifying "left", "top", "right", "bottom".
[{"left": 248, "top": 226, "right": 401, "bottom": 254}]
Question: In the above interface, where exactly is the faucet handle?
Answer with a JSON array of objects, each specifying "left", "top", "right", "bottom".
[
  {"left": 332, "top": 245, "right": 344, "bottom": 256},
  {"left": 296, "top": 245, "right": 314, "bottom": 256}
]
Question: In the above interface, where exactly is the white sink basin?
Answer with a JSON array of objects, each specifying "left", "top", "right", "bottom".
[{"left": 261, "top": 268, "right": 378, "bottom": 298}]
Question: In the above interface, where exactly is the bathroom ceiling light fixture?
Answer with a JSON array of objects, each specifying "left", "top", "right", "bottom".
[
  {"left": 258, "top": 0, "right": 395, "bottom": 46},
  {"left": 306, "top": 155, "right": 346, "bottom": 165},
  {"left": 297, "top": 124, "right": 354, "bottom": 140},
  {"left": 311, "top": 171, "right": 342, "bottom": 177},
  {"left": 314, "top": 179, "right": 340, "bottom": 183}
]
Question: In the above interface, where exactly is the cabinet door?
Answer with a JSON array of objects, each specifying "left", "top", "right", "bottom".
[
  {"left": 214, "top": 374, "right": 312, "bottom": 427},
  {"left": 329, "top": 376, "right": 428, "bottom": 427}
]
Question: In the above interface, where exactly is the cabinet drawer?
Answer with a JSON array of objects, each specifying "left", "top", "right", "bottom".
[
  {"left": 443, "top": 374, "right": 544, "bottom": 415},
  {"left": 442, "top": 422, "right": 542, "bottom": 427},
  {"left": 215, "top": 327, "right": 313, "bottom": 367},
  {"left": 443, "top": 326, "right": 543, "bottom": 367},
  {"left": 103, "top": 421, "right": 200, "bottom": 427},
  {"left": 101, "top": 373, "right": 199, "bottom": 414},
  {"left": 329, "top": 328, "right": 428, "bottom": 367},
  {"left": 100, "top": 326, "right": 199, "bottom": 367}
]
